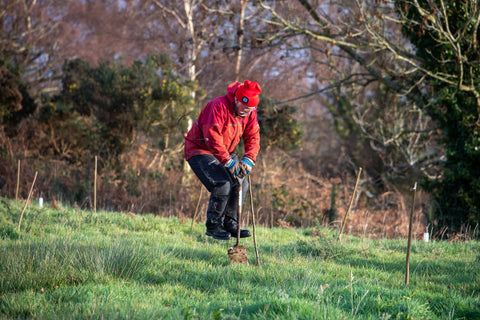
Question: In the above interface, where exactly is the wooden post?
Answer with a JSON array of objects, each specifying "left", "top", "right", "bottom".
[
  {"left": 405, "top": 182, "right": 417, "bottom": 286},
  {"left": 248, "top": 175, "right": 260, "bottom": 266},
  {"left": 18, "top": 171, "right": 38, "bottom": 232},
  {"left": 94, "top": 156, "right": 97, "bottom": 213},
  {"left": 337, "top": 167, "right": 362, "bottom": 241},
  {"left": 16, "top": 159, "right": 20, "bottom": 201}
]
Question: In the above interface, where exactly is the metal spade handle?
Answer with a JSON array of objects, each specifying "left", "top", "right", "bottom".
[{"left": 236, "top": 177, "right": 243, "bottom": 247}]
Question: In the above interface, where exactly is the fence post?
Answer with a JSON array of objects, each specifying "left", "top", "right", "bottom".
[
  {"left": 16, "top": 159, "right": 20, "bottom": 201},
  {"left": 405, "top": 182, "right": 417, "bottom": 286},
  {"left": 94, "top": 156, "right": 97, "bottom": 213},
  {"left": 337, "top": 167, "right": 362, "bottom": 241},
  {"left": 18, "top": 171, "right": 38, "bottom": 232}
]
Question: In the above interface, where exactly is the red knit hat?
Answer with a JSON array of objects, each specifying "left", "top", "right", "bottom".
[{"left": 235, "top": 80, "right": 262, "bottom": 108}]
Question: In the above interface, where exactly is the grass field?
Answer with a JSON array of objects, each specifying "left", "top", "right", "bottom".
[{"left": 1, "top": 196, "right": 479, "bottom": 319}]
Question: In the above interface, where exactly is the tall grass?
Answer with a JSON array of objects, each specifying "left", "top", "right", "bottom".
[{"left": 0, "top": 197, "right": 479, "bottom": 319}]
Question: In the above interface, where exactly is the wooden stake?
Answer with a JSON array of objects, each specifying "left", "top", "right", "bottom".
[
  {"left": 16, "top": 159, "right": 20, "bottom": 201},
  {"left": 94, "top": 156, "right": 97, "bottom": 213},
  {"left": 405, "top": 182, "right": 417, "bottom": 286},
  {"left": 18, "top": 171, "right": 38, "bottom": 232},
  {"left": 337, "top": 167, "right": 362, "bottom": 241},
  {"left": 248, "top": 175, "right": 260, "bottom": 266}
]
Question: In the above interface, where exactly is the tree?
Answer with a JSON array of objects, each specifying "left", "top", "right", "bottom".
[
  {"left": 0, "top": 62, "right": 36, "bottom": 135},
  {"left": 37, "top": 55, "right": 194, "bottom": 163},
  {"left": 258, "top": 97, "right": 303, "bottom": 150},
  {"left": 396, "top": 0, "right": 480, "bottom": 230},
  {"left": 257, "top": 0, "right": 479, "bottom": 231},
  {"left": 257, "top": 1, "right": 440, "bottom": 186},
  {"left": 0, "top": 0, "right": 73, "bottom": 97},
  {"left": 0, "top": 64, "right": 23, "bottom": 128}
]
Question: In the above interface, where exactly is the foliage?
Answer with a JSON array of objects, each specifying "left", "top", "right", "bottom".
[
  {"left": 0, "top": 0, "right": 72, "bottom": 97},
  {"left": 271, "top": 184, "right": 319, "bottom": 226},
  {"left": 257, "top": 1, "right": 444, "bottom": 195},
  {"left": 7, "top": 0, "right": 480, "bottom": 238},
  {"left": 0, "top": 197, "right": 479, "bottom": 319},
  {"left": 396, "top": 0, "right": 480, "bottom": 230},
  {"left": 0, "top": 54, "right": 196, "bottom": 208},
  {"left": 258, "top": 0, "right": 479, "bottom": 232},
  {"left": 327, "top": 82, "right": 441, "bottom": 192},
  {"left": 0, "top": 60, "right": 36, "bottom": 135},
  {"left": 0, "top": 51, "right": 305, "bottom": 213},
  {"left": 42, "top": 54, "right": 194, "bottom": 159},
  {"left": 257, "top": 97, "right": 303, "bottom": 150}
]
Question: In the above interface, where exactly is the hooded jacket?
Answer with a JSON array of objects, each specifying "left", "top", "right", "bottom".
[{"left": 184, "top": 81, "right": 260, "bottom": 165}]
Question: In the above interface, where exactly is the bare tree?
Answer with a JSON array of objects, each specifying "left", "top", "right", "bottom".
[
  {"left": 256, "top": 0, "right": 444, "bottom": 189},
  {"left": 0, "top": 0, "right": 73, "bottom": 97},
  {"left": 150, "top": 0, "right": 208, "bottom": 89}
]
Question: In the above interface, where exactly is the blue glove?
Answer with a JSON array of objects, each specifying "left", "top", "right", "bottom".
[
  {"left": 240, "top": 157, "right": 255, "bottom": 176},
  {"left": 224, "top": 158, "right": 241, "bottom": 177}
]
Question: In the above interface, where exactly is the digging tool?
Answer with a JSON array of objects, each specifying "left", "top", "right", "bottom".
[
  {"left": 228, "top": 177, "right": 248, "bottom": 265},
  {"left": 235, "top": 177, "right": 242, "bottom": 247}
]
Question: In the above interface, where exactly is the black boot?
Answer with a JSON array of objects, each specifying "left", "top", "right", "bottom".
[
  {"left": 224, "top": 217, "right": 251, "bottom": 238},
  {"left": 205, "top": 226, "right": 232, "bottom": 240},
  {"left": 225, "top": 225, "right": 251, "bottom": 238},
  {"left": 205, "top": 195, "right": 231, "bottom": 240}
]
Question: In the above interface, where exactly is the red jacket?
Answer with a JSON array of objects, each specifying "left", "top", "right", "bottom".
[{"left": 184, "top": 82, "right": 260, "bottom": 165}]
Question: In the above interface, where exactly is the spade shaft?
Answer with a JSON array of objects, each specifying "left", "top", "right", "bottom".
[{"left": 235, "top": 177, "right": 243, "bottom": 247}]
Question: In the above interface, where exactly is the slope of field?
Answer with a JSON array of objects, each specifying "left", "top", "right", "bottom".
[{"left": 1, "top": 197, "right": 479, "bottom": 319}]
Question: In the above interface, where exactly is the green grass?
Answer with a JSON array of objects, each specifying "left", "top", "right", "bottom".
[{"left": 1, "top": 197, "right": 479, "bottom": 319}]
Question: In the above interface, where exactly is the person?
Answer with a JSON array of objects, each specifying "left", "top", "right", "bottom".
[{"left": 184, "top": 80, "right": 262, "bottom": 240}]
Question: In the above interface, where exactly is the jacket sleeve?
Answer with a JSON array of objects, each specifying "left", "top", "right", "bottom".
[
  {"left": 201, "top": 103, "right": 232, "bottom": 165},
  {"left": 242, "top": 113, "right": 261, "bottom": 163}
]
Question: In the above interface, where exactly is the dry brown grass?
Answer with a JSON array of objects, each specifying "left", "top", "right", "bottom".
[{"left": 0, "top": 132, "right": 429, "bottom": 239}]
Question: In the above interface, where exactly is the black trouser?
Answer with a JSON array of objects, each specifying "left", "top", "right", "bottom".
[{"left": 187, "top": 154, "right": 248, "bottom": 231}]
